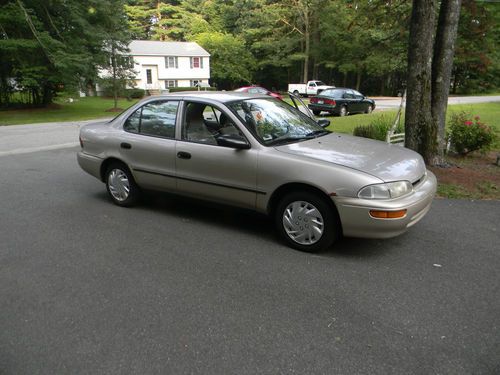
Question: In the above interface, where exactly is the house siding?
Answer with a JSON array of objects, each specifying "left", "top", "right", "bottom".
[
  {"left": 132, "top": 55, "right": 209, "bottom": 90},
  {"left": 97, "top": 41, "right": 211, "bottom": 94}
]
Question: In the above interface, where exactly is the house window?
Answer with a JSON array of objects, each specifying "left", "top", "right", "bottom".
[
  {"left": 165, "top": 80, "right": 177, "bottom": 89},
  {"left": 146, "top": 69, "right": 152, "bottom": 84},
  {"left": 165, "top": 56, "right": 178, "bottom": 68},
  {"left": 191, "top": 80, "right": 200, "bottom": 87},
  {"left": 190, "top": 57, "right": 203, "bottom": 69}
]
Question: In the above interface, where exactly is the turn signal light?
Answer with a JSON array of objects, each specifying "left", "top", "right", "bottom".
[{"left": 369, "top": 209, "right": 407, "bottom": 219}]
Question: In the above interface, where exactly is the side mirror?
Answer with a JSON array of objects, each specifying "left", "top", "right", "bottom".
[
  {"left": 216, "top": 134, "right": 250, "bottom": 149},
  {"left": 317, "top": 119, "right": 330, "bottom": 128}
]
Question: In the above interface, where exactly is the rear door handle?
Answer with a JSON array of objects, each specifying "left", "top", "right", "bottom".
[
  {"left": 120, "top": 142, "right": 132, "bottom": 150},
  {"left": 177, "top": 151, "right": 191, "bottom": 159}
]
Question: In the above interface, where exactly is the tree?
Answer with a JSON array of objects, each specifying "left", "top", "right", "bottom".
[
  {"left": 194, "top": 32, "right": 255, "bottom": 88},
  {"left": 0, "top": 0, "right": 132, "bottom": 107},
  {"left": 98, "top": 1, "right": 135, "bottom": 109},
  {"left": 405, "top": 0, "right": 462, "bottom": 164}
]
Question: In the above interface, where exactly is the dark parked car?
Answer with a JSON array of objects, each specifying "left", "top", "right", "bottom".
[{"left": 308, "top": 88, "right": 375, "bottom": 116}]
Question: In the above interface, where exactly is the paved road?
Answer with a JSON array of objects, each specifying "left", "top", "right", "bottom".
[
  {"left": 375, "top": 95, "right": 500, "bottom": 111},
  {"left": 0, "top": 119, "right": 109, "bottom": 157},
  {"left": 1, "top": 147, "right": 499, "bottom": 374}
]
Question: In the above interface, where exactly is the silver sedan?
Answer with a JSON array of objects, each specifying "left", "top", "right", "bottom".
[{"left": 77, "top": 92, "right": 436, "bottom": 252}]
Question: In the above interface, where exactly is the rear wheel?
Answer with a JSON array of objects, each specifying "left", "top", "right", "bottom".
[
  {"left": 105, "top": 162, "right": 140, "bottom": 207},
  {"left": 312, "top": 110, "right": 321, "bottom": 116},
  {"left": 274, "top": 191, "right": 340, "bottom": 252},
  {"left": 293, "top": 90, "right": 300, "bottom": 96},
  {"left": 339, "top": 106, "right": 347, "bottom": 117}
]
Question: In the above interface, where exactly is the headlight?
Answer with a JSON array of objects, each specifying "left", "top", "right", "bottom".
[{"left": 358, "top": 181, "right": 413, "bottom": 199}]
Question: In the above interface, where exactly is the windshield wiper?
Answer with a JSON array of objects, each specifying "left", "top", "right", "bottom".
[
  {"left": 267, "top": 136, "right": 306, "bottom": 146},
  {"left": 306, "top": 129, "right": 330, "bottom": 138}
]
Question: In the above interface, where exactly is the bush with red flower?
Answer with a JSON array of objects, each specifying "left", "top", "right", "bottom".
[{"left": 448, "top": 112, "right": 495, "bottom": 155}]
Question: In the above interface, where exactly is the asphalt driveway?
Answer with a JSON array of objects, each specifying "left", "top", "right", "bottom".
[{"left": 0, "top": 146, "right": 499, "bottom": 374}]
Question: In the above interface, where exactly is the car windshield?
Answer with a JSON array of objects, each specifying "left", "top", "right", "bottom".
[{"left": 228, "top": 98, "right": 330, "bottom": 146}]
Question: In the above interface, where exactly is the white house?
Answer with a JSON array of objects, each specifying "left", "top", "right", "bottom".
[{"left": 127, "top": 40, "right": 210, "bottom": 92}]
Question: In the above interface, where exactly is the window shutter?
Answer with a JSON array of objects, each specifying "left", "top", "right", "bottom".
[
  {"left": 165, "top": 57, "right": 168, "bottom": 69},
  {"left": 200, "top": 57, "right": 203, "bottom": 69},
  {"left": 190, "top": 57, "right": 193, "bottom": 69},
  {"left": 175, "top": 57, "right": 178, "bottom": 69}
]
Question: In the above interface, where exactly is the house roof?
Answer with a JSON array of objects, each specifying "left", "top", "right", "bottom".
[{"left": 128, "top": 40, "right": 210, "bottom": 57}]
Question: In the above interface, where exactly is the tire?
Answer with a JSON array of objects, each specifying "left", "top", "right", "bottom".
[
  {"left": 105, "top": 162, "right": 140, "bottom": 207},
  {"left": 293, "top": 90, "right": 300, "bottom": 96},
  {"left": 312, "top": 110, "right": 321, "bottom": 116},
  {"left": 365, "top": 105, "right": 373, "bottom": 114},
  {"left": 339, "top": 106, "right": 347, "bottom": 117},
  {"left": 274, "top": 191, "right": 340, "bottom": 252}
]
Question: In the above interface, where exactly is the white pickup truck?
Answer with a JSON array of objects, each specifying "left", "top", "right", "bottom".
[{"left": 288, "top": 80, "right": 335, "bottom": 96}]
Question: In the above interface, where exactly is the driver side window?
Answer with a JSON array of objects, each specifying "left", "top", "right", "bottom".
[{"left": 182, "top": 103, "right": 244, "bottom": 146}]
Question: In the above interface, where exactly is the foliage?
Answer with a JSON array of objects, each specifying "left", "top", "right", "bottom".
[
  {"left": 453, "top": 1, "right": 500, "bottom": 93},
  {"left": 126, "top": 88, "right": 145, "bottom": 99},
  {"left": 353, "top": 116, "right": 401, "bottom": 141},
  {"left": 194, "top": 32, "right": 255, "bottom": 88},
  {"left": 0, "top": 0, "right": 130, "bottom": 108},
  {"left": 448, "top": 112, "right": 495, "bottom": 155},
  {"left": 167, "top": 87, "right": 216, "bottom": 92}
]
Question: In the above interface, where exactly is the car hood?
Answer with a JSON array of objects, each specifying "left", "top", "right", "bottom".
[{"left": 275, "top": 133, "right": 426, "bottom": 183}]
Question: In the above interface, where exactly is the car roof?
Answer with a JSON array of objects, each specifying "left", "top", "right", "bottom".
[{"left": 147, "top": 91, "right": 270, "bottom": 103}]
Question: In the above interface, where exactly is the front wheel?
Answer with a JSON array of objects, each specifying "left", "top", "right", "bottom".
[
  {"left": 312, "top": 110, "right": 321, "bottom": 116},
  {"left": 365, "top": 105, "right": 373, "bottom": 114},
  {"left": 105, "top": 162, "right": 140, "bottom": 207},
  {"left": 275, "top": 191, "right": 340, "bottom": 252}
]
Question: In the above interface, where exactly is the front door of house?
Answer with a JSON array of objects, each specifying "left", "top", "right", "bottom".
[{"left": 143, "top": 65, "right": 159, "bottom": 91}]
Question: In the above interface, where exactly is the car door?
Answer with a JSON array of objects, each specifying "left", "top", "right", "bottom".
[
  {"left": 175, "top": 101, "right": 259, "bottom": 209},
  {"left": 306, "top": 82, "right": 317, "bottom": 95},
  {"left": 342, "top": 89, "right": 357, "bottom": 113},
  {"left": 119, "top": 100, "right": 179, "bottom": 192},
  {"left": 352, "top": 90, "right": 365, "bottom": 113}
]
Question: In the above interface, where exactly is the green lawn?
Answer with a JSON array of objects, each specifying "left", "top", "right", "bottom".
[
  {"left": 0, "top": 97, "right": 139, "bottom": 125},
  {"left": 323, "top": 102, "right": 499, "bottom": 150}
]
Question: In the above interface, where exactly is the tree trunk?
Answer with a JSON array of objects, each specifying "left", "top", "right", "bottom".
[
  {"left": 355, "top": 69, "right": 362, "bottom": 91},
  {"left": 112, "top": 44, "right": 118, "bottom": 109},
  {"left": 431, "top": 0, "right": 462, "bottom": 163},
  {"left": 404, "top": 0, "right": 437, "bottom": 163},
  {"left": 303, "top": 8, "right": 310, "bottom": 82}
]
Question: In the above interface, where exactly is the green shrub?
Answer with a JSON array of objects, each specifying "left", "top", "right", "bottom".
[
  {"left": 448, "top": 112, "right": 495, "bottom": 155},
  {"left": 125, "top": 88, "right": 145, "bottom": 99},
  {"left": 353, "top": 116, "right": 401, "bottom": 141},
  {"left": 353, "top": 124, "right": 376, "bottom": 139},
  {"left": 167, "top": 87, "right": 217, "bottom": 93}
]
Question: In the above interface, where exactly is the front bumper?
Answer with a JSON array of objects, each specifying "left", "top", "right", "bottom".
[{"left": 333, "top": 170, "right": 437, "bottom": 239}]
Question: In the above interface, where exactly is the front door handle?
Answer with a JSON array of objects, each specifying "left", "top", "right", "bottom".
[
  {"left": 120, "top": 142, "right": 132, "bottom": 150},
  {"left": 177, "top": 151, "right": 191, "bottom": 159}
]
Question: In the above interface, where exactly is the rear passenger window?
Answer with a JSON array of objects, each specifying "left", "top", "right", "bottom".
[{"left": 123, "top": 100, "right": 179, "bottom": 138}]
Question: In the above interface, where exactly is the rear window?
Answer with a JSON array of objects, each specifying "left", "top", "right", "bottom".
[{"left": 321, "top": 89, "right": 344, "bottom": 98}]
